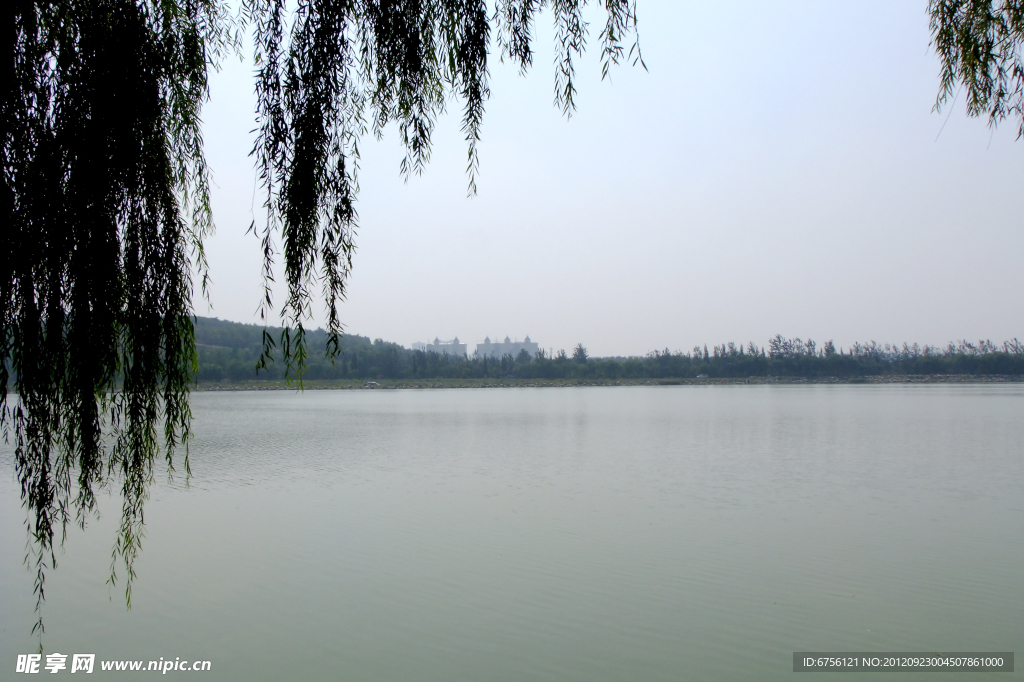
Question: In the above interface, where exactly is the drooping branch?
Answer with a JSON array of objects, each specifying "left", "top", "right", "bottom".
[
  {"left": 930, "top": 0, "right": 1024, "bottom": 136},
  {"left": 250, "top": 0, "right": 642, "bottom": 381},
  {"left": 3, "top": 0, "right": 641, "bottom": 640},
  {"left": 3, "top": 0, "right": 238, "bottom": 634}
]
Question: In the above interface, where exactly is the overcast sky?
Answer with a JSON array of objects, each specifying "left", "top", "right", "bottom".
[{"left": 198, "top": 0, "right": 1022, "bottom": 357}]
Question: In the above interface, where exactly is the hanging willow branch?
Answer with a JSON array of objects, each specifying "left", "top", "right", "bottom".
[
  {"left": 930, "top": 0, "right": 1024, "bottom": 136},
  {"left": 3, "top": 0, "right": 239, "bottom": 634},
  {"left": 249, "top": 0, "right": 644, "bottom": 379},
  {"left": 3, "top": 0, "right": 641, "bottom": 637}
]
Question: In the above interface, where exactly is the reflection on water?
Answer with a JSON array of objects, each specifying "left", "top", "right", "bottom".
[{"left": 1, "top": 385, "right": 1022, "bottom": 680}]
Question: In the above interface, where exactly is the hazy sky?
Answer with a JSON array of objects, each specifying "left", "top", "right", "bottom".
[{"left": 199, "top": 1, "right": 1022, "bottom": 357}]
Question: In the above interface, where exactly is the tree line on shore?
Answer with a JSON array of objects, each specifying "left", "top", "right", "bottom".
[{"left": 194, "top": 317, "right": 1024, "bottom": 383}]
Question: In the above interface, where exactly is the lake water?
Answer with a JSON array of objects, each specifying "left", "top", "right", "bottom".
[{"left": 2, "top": 385, "right": 1022, "bottom": 680}]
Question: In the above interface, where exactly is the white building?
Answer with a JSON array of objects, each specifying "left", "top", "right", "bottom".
[
  {"left": 411, "top": 337, "right": 467, "bottom": 357},
  {"left": 475, "top": 336, "right": 539, "bottom": 359}
]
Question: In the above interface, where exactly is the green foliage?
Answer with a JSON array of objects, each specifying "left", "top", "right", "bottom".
[
  {"left": 930, "top": 0, "right": 1024, "bottom": 136},
  {"left": 194, "top": 319, "right": 1024, "bottom": 383},
  {"left": 3, "top": 0, "right": 642, "bottom": 635},
  {"left": 3, "top": 0, "right": 240, "bottom": 633}
]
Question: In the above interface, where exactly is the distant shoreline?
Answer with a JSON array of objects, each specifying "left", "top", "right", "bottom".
[{"left": 192, "top": 374, "right": 1024, "bottom": 391}]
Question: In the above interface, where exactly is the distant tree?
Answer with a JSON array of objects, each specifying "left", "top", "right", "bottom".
[{"left": 572, "top": 343, "right": 589, "bottom": 364}]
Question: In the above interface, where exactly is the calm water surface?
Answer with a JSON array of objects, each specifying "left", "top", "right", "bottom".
[{"left": 2, "top": 385, "right": 1022, "bottom": 680}]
